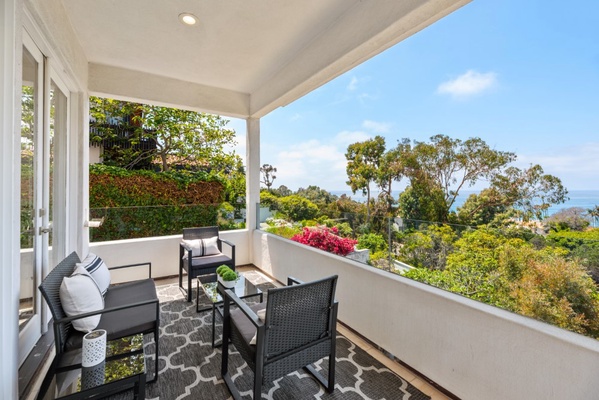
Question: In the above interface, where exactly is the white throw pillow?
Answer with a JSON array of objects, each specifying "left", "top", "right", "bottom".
[
  {"left": 250, "top": 308, "right": 267, "bottom": 345},
  {"left": 77, "top": 253, "right": 111, "bottom": 296},
  {"left": 59, "top": 266, "right": 104, "bottom": 332},
  {"left": 181, "top": 236, "right": 220, "bottom": 259}
]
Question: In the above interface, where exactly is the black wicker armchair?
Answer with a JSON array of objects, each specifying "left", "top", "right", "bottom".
[
  {"left": 221, "top": 275, "right": 338, "bottom": 399},
  {"left": 179, "top": 226, "right": 236, "bottom": 302}
]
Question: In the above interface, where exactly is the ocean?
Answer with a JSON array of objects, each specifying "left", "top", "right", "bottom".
[{"left": 329, "top": 189, "right": 599, "bottom": 216}]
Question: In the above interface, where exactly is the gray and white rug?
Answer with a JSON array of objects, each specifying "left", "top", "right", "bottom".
[{"left": 113, "top": 281, "right": 431, "bottom": 400}]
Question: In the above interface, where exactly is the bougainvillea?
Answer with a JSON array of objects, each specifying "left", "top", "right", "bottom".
[{"left": 291, "top": 226, "right": 357, "bottom": 256}]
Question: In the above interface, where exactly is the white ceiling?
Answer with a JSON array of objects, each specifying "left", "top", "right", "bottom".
[{"left": 60, "top": 0, "right": 469, "bottom": 118}]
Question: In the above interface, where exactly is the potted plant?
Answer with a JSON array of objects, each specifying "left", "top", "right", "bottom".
[{"left": 216, "top": 265, "right": 238, "bottom": 288}]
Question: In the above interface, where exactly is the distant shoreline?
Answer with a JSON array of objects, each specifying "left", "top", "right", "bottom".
[{"left": 329, "top": 189, "right": 599, "bottom": 216}]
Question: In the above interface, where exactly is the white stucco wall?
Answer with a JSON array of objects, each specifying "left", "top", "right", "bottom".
[
  {"left": 252, "top": 230, "right": 599, "bottom": 400},
  {"left": 89, "top": 229, "right": 250, "bottom": 283}
]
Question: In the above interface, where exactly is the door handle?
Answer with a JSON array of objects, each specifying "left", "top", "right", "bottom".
[{"left": 39, "top": 226, "right": 52, "bottom": 235}]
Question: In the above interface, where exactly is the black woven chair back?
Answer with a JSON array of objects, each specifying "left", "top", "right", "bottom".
[
  {"left": 183, "top": 226, "right": 222, "bottom": 250},
  {"left": 265, "top": 275, "right": 338, "bottom": 359},
  {"left": 38, "top": 251, "right": 81, "bottom": 353}
]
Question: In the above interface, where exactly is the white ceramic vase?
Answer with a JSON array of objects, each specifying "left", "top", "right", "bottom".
[
  {"left": 218, "top": 275, "right": 237, "bottom": 288},
  {"left": 82, "top": 329, "right": 107, "bottom": 367}
]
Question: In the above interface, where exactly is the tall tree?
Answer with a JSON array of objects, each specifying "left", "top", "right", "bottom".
[
  {"left": 260, "top": 164, "right": 277, "bottom": 191},
  {"left": 587, "top": 205, "right": 599, "bottom": 227},
  {"left": 345, "top": 136, "right": 386, "bottom": 221},
  {"left": 491, "top": 164, "right": 569, "bottom": 221},
  {"left": 89, "top": 97, "right": 238, "bottom": 172},
  {"left": 404, "top": 135, "right": 516, "bottom": 219},
  {"left": 139, "top": 106, "right": 236, "bottom": 172},
  {"left": 376, "top": 139, "right": 409, "bottom": 213},
  {"left": 402, "top": 135, "right": 516, "bottom": 222}
]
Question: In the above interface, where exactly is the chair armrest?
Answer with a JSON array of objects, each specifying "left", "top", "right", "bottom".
[
  {"left": 220, "top": 239, "right": 235, "bottom": 250},
  {"left": 220, "top": 239, "right": 236, "bottom": 266},
  {"left": 222, "top": 289, "right": 263, "bottom": 328},
  {"left": 54, "top": 298, "right": 159, "bottom": 325},
  {"left": 109, "top": 262, "right": 152, "bottom": 279},
  {"left": 287, "top": 276, "right": 304, "bottom": 286}
]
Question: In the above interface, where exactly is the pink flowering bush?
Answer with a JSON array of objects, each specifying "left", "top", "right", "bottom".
[{"left": 291, "top": 226, "right": 357, "bottom": 256}]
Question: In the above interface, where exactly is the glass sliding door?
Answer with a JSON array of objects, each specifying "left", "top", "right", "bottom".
[
  {"left": 19, "top": 33, "right": 70, "bottom": 365},
  {"left": 19, "top": 37, "right": 44, "bottom": 363}
]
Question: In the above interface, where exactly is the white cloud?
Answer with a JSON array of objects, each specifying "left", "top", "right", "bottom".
[
  {"left": 334, "top": 130, "right": 371, "bottom": 146},
  {"left": 437, "top": 70, "right": 498, "bottom": 98},
  {"left": 362, "top": 120, "right": 391, "bottom": 133},
  {"left": 347, "top": 76, "right": 359, "bottom": 91},
  {"left": 517, "top": 142, "right": 599, "bottom": 190},
  {"left": 273, "top": 139, "right": 348, "bottom": 190},
  {"left": 290, "top": 113, "right": 301, "bottom": 122}
]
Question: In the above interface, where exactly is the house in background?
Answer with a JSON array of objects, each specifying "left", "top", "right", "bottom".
[{"left": 3, "top": 1, "right": 599, "bottom": 399}]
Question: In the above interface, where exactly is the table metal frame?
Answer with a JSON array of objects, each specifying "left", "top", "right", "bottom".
[{"left": 196, "top": 276, "right": 263, "bottom": 347}]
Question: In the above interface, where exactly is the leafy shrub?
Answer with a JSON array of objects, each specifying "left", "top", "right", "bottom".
[
  {"left": 357, "top": 233, "right": 388, "bottom": 253},
  {"left": 278, "top": 195, "right": 319, "bottom": 221},
  {"left": 265, "top": 225, "right": 301, "bottom": 239},
  {"left": 89, "top": 165, "right": 223, "bottom": 241},
  {"left": 291, "top": 226, "right": 357, "bottom": 256},
  {"left": 216, "top": 265, "right": 238, "bottom": 281},
  {"left": 260, "top": 191, "right": 280, "bottom": 209}
]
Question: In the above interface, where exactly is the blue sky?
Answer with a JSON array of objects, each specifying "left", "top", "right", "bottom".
[{"left": 227, "top": 0, "right": 599, "bottom": 192}]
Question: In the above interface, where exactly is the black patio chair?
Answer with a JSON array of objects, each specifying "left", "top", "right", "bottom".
[
  {"left": 221, "top": 275, "right": 338, "bottom": 399},
  {"left": 179, "top": 226, "right": 236, "bottom": 302}
]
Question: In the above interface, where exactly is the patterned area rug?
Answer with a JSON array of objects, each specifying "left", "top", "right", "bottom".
[{"left": 111, "top": 279, "right": 431, "bottom": 400}]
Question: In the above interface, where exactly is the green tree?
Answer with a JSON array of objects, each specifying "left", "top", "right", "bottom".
[
  {"left": 345, "top": 136, "right": 386, "bottom": 221},
  {"left": 260, "top": 164, "right": 277, "bottom": 191},
  {"left": 404, "top": 228, "right": 599, "bottom": 338},
  {"left": 273, "top": 185, "right": 292, "bottom": 197},
  {"left": 90, "top": 97, "right": 238, "bottom": 173},
  {"left": 491, "top": 164, "right": 568, "bottom": 221},
  {"left": 398, "top": 225, "right": 456, "bottom": 270},
  {"left": 587, "top": 205, "right": 599, "bottom": 227},
  {"left": 457, "top": 187, "right": 510, "bottom": 226},
  {"left": 141, "top": 106, "right": 237, "bottom": 172},
  {"left": 278, "top": 195, "right": 319, "bottom": 221},
  {"left": 357, "top": 233, "right": 388, "bottom": 254},
  {"left": 545, "top": 207, "right": 590, "bottom": 232},
  {"left": 376, "top": 139, "right": 409, "bottom": 213},
  {"left": 398, "top": 179, "right": 446, "bottom": 224},
  {"left": 295, "top": 185, "right": 338, "bottom": 206},
  {"left": 402, "top": 135, "right": 516, "bottom": 220}
]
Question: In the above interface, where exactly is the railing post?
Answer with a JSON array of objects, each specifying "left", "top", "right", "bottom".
[
  {"left": 255, "top": 202, "right": 261, "bottom": 230},
  {"left": 387, "top": 217, "right": 392, "bottom": 271}
]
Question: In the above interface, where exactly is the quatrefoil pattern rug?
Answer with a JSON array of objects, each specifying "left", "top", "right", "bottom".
[{"left": 114, "top": 281, "right": 431, "bottom": 400}]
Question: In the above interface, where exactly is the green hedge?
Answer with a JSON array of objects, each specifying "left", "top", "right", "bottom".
[{"left": 89, "top": 165, "right": 224, "bottom": 241}]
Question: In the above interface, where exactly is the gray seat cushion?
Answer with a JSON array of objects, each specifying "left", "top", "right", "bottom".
[
  {"left": 64, "top": 278, "right": 158, "bottom": 350},
  {"left": 230, "top": 303, "right": 266, "bottom": 357},
  {"left": 188, "top": 253, "right": 232, "bottom": 268}
]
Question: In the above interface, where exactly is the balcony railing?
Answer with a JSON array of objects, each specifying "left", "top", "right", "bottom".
[{"left": 85, "top": 227, "right": 599, "bottom": 399}]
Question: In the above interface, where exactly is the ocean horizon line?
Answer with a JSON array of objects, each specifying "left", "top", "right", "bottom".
[{"left": 326, "top": 189, "right": 599, "bottom": 216}]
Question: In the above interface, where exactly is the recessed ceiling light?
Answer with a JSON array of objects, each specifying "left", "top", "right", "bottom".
[{"left": 179, "top": 13, "right": 198, "bottom": 26}]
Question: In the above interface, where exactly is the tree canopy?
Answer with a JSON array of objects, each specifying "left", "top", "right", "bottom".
[{"left": 89, "top": 96, "right": 239, "bottom": 173}]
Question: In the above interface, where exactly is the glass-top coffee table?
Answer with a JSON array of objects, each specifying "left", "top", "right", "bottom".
[
  {"left": 37, "top": 334, "right": 146, "bottom": 400},
  {"left": 196, "top": 275, "right": 263, "bottom": 347}
]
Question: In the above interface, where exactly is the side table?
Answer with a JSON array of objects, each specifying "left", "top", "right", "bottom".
[
  {"left": 197, "top": 275, "right": 263, "bottom": 347},
  {"left": 37, "top": 334, "right": 146, "bottom": 400}
]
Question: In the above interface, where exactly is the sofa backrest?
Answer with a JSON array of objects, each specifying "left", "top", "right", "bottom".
[{"left": 38, "top": 251, "right": 80, "bottom": 353}]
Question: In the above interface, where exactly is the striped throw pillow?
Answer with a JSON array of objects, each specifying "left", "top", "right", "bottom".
[
  {"left": 77, "top": 253, "right": 111, "bottom": 296},
  {"left": 181, "top": 236, "right": 220, "bottom": 259}
]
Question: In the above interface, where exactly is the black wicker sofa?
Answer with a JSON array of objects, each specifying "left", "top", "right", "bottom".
[{"left": 38, "top": 251, "right": 160, "bottom": 383}]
